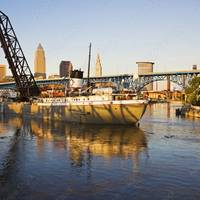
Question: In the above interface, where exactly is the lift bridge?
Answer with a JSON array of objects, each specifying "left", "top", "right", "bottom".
[
  {"left": 0, "top": 11, "right": 40, "bottom": 100},
  {"left": 0, "top": 69, "right": 200, "bottom": 92}
]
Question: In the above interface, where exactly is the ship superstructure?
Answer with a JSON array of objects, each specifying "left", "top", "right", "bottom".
[{"left": 33, "top": 69, "right": 148, "bottom": 125}]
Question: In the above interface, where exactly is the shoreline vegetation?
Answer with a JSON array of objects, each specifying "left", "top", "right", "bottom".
[
  {"left": 186, "top": 105, "right": 200, "bottom": 118},
  {"left": 185, "top": 77, "right": 200, "bottom": 118}
]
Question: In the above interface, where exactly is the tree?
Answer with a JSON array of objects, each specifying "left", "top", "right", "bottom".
[{"left": 185, "top": 77, "right": 200, "bottom": 106}]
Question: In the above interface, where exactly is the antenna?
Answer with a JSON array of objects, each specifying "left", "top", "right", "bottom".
[{"left": 87, "top": 42, "right": 91, "bottom": 87}]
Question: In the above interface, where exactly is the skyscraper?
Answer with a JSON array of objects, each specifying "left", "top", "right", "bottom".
[
  {"left": 0, "top": 64, "right": 6, "bottom": 81},
  {"left": 95, "top": 53, "right": 102, "bottom": 77},
  {"left": 34, "top": 43, "right": 46, "bottom": 79},
  {"left": 59, "top": 61, "right": 73, "bottom": 77}
]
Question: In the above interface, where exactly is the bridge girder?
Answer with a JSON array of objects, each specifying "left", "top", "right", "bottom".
[
  {"left": 132, "top": 73, "right": 199, "bottom": 92},
  {"left": 0, "top": 72, "right": 199, "bottom": 92}
]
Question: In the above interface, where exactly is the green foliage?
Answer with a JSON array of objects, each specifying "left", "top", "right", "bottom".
[{"left": 185, "top": 77, "right": 200, "bottom": 106}]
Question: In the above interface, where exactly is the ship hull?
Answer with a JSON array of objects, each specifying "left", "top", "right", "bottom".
[{"left": 0, "top": 100, "right": 147, "bottom": 125}]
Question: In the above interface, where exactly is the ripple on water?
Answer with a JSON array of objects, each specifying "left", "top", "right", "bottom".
[{"left": 0, "top": 103, "right": 200, "bottom": 199}]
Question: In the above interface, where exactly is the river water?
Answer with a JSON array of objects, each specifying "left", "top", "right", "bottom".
[{"left": 0, "top": 103, "right": 200, "bottom": 200}]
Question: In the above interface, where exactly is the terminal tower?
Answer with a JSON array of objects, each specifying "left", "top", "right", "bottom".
[
  {"left": 95, "top": 53, "right": 102, "bottom": 77},
  {"left": 34, "top": 43, "right": 46, "bottom": 79}
]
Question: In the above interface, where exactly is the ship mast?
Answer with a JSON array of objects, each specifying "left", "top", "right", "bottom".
[{"left": 87, "top": 42, "right": 91, "bottom": 87}]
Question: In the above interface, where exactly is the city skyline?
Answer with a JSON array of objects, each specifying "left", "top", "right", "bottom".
[{"left": 0, "top": 0, "right": 200, "bottom": 77}]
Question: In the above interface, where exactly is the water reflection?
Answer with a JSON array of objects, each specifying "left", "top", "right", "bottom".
[
  {"left": 30, "top": 119, "right": 148, "bottom": 168},
  {"left": 0, "top": 128, "right": 20, "bottom": 184},
  {"left": 0, "top": 117, "right": 147, "bottom": 182},
  {"left": 1, "top": 104, "right": 200, "bottom": 199}
]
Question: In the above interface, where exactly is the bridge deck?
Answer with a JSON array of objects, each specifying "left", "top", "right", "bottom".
[
  {"left": 0, "top": 69, "right": 199, "bottom": 89},
  {"left": 139, "top": 70, "right": 200, "bottom": 76}
]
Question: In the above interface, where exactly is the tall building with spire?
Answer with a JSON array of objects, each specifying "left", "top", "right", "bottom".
[
  {"left": 34, "top": 43, "right": 46, "bottom": 79},
  {"left": 95, "top": 54, "right": 102, "bottom": 77}
]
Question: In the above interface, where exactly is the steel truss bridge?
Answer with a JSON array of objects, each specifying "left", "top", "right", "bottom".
[
  {"left": 0, "top": 11, "right": 40, "bottom": 100},
  {"left": 0, "top": 70, "right": 200, "bottom": 92},
  {"left": 132, "top": 70, "right": 200, "bottom": 92}
]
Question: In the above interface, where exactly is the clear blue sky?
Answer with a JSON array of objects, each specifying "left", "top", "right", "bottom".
[{"left": 1, "top": 0, "right": 200, "bottom": 77}]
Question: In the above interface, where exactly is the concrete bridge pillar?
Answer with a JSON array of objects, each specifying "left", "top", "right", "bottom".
[
  {"left": 167, "top": 76, "right": 170, "bottom": 91},
  {"left": 182, "top": 75, "right": 186, "bottom": 88}
]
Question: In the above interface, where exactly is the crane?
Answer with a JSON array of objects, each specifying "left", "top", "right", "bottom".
[{"left": 0, "top": 11, "right": 40, "bottom": 101}]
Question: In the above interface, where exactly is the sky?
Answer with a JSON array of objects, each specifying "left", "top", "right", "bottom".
[{"left": 1, "top": 0, "right": 200, "bottom": 77}]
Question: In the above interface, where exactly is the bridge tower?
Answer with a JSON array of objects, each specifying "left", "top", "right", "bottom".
[
  {"left": 0, "top": 11, "right": 40, "bottom": 101},
  {"left": 137, "top": 62, "right": 154, "bottom": 91}
]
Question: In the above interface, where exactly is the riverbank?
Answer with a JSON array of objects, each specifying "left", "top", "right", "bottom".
[{"left": 186, "top": 105, "right": 200, "bottom": 118}]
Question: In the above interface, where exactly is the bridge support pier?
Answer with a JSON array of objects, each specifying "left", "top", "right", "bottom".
[
  {"left": 182, "top": 75, "right": 186, "bottom": 88},
  {"left": 167, "top": 76, "right": 171, "bottom": 91}
]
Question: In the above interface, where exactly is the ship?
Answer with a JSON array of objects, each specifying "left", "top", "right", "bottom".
[
  {"left": 0, "top": 67, "right": 148, "bottom": 125},
  {"left": 1, "top": 98, "right": 147, "bottom": 125},
  {"left": 36, "top": 89, "right": 148, "bottom": 125},
  {"left": 0, "top": 44, "right": 148, "bottom": 125}
]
